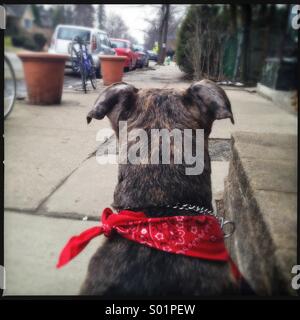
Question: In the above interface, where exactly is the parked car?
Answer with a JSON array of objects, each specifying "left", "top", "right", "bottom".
[
  {"left": 110, "top": 38, "right": 138, "bottom": 71},
  {"left": 133, "top": 44, "right": 149, "bottom": 68},
  {"left": 147, "top": 50, "right": 158, "bottom": 62},
  {"left": 48, "top": 24, "right": 115, "bottom": 77}
]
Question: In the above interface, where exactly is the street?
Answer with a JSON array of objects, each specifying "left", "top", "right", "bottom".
[
  {"left": 4, "top": 58, "right": 297, "bottom": 295},
  {"left": 64, "top": 60, "right": 159, "bottom": 89},
  {"left": 5, "top": 52, "right": 159, "bottom": 98}
]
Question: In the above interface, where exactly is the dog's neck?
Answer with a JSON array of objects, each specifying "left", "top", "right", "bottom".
[
  {"left": 114, "top": 204, "right": 214, "bottom": 218},
  {"left": 112, "top": 162, "right": 213, "bottom": 217}
]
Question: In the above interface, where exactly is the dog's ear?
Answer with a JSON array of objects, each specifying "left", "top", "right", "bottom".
[
  {"left": 87, "top": 82, "right": 138, "bottom": 127},
  {"left": 185, "top": 79, "right": 234, "bottom": 124}
]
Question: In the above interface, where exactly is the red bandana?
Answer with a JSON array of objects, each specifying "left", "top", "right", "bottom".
[{"left": 56, "top": 208, "right": 241, "bottom": 280}]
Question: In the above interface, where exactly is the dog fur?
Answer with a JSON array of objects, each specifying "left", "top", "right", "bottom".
[{"left": 80, "top": 80, "right": 237, "bottom": 297}]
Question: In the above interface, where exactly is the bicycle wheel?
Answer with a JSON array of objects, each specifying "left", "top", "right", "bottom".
[
  {"left": 4, "top": 55, "right": 17, "bottom": 119},
  {"left": 80, "top": 66, "right": 87, "bottom": 93},
  {"left": 79, "top": 53, "right": 87, "bottom": 93},
  {"left": 88, "top": 55, "right": 97, "bottom": 90},
  {"left": 71, "top": 46, "right": 80, "bottom": 74}
]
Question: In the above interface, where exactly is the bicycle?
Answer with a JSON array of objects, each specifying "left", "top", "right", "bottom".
[
  {"left": 70, "top": 36, "right": 97, "bottom": 93},
  {"left": 4, "top": 54, "right": 17, "bottom": 119}
]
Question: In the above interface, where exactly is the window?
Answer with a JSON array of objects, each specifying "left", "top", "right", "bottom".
[
  {"left": 57, "top": 27, "right": 91, "bottom": 42},
  {"left": 133, "top": 45, "right": 144, "bottom": 52},
  {"left": 99, "top": 33, "right": 109, "bottom": 47},
  {"left": 110, "top": 40, "right": 128, "bottom": 49},
  {"left": 24, "top": 19, "right": 32, "bottom": 30},
  {"left": 103, "top": 35, "right": 109, "bottom": 47}
]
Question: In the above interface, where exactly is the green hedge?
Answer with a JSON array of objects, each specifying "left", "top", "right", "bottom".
[
  {"left": 176, "top": 5, "right": 235, "bottom": 80},
  {"left": 12, "top": 32, "right": 47, "bottom": 51},
  {"left": 175, "top": 6, "right": 195, "bottom": 76}
]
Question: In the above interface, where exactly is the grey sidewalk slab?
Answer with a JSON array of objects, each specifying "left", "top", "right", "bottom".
[
  {"left": 43, "top": 159, "right": 228, "bottom": 218},
  {"left": 5, "top": 126, "right": 96, "bottom": 211},
  {"left": 42, "top": 157, "right": 118, "bottom": 219},
  {"left": 150, "top": 85, "right": 296, "bottom": 139},
  {"left": 4, "top": 211, "right": 104, "bottom": 295},
  {"left": 124, "top": 64, "right": 297, "bottom": 139},
  {"left": 124, "top": 63, "right": 185, "bottom": 89},
  {"left": 5, "top": 52, "right": 24, "bottom": 80},
  {"left": 5, "top": 64, "right": 297, "bottom": 214},
  {"left": 4, "top": 92, "right": 110, "bottom": 211},
  {"left": 210, "top": 90, "right": 297, "bottom": 139},
  {"left": 5, "top": 91, "right": 105, "bottom": 132},
  {"left": 211, "top": 161, "right": 230, "bottom": 197}
]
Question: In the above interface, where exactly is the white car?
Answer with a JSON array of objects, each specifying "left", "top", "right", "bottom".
[{"left": 48, "top": 24, "right": 115, "bottom": 77}]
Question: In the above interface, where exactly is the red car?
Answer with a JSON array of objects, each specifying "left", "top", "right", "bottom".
[{"left": 110, "top": 38, "right": 138, "bottom": 71}]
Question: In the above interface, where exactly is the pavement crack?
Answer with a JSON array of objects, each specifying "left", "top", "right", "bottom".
[
  {"left": 4, "top": 207, "right": 99, "bottom": 222},
  {"left": 35, "top": 149, "right": 99, "bottom": 213}
]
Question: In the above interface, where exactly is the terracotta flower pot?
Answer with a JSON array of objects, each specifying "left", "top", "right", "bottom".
[
  {"left": 17, "top": 51, "right": 69, "bottom": 105},
  {"left": 100, "top": 55, "right": 127, "bottom": 86}
]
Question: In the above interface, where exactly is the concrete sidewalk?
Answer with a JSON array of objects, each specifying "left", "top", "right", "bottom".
[{"left": 3, "top": 62, "right": 297, "bottom": 295}]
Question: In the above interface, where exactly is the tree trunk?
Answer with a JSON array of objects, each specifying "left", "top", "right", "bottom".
[
  {"left": 241, "top": 4, "right": 252, "bottom": 83},
  {"left": 229, "top": 4, "right": 237, "bottom": 35},
  {"left": 233, "top": 31, "right": 243, "bottom": 81},
  {"left": 158, "top": 4, "right": 170, "bottom": 65},
  {"left": 98, "top": 4, "right": 106, "bottom": 30},
  {"left": 278, "top": 4, "right": 291, "bottom": 62},
  {"left": 161, "top": 4, "right": 170, "bottom": 63},
  {"left": 157, "top": 6, "right": 164, "bottom": 64}
]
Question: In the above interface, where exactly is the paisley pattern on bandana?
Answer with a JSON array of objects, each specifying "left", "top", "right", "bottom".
[{"left": 113, "top": 212, "right": 227, "bottom": 259}]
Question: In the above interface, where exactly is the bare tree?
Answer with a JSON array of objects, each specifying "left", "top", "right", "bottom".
[
  {"left": 52, "top": 5, "right": 65, "bottom": 27},
  {"left": 31, "top": 4, "right": 42, "bottom": 27},
  {"left": 105, "top": 12, "right": 137, "bottom": 43},
  {"left": 143, "top": 17, "right": 160, "bottom": 50},
  {"left": 157, "top": 4, "right": 170, "bottom": 64},
  {"left": 229, "top": 4, "right": 237, "bottom": 34},
  {"left": 105, "top": 13, "right": 129, "bottom": 38},
  {"left": 49, "top": 4, "right": 76, "bottom": 27},
  {"left": 182, "top": 5, "right": 227, "bottom": 80},
  {"left": 143, "top": 5, "right": 185, "bottom": 51},
  {"left": 184, "top": 13, "right": 203, "bottom": 80},
  {"left": 97, "top": 4, "right": 106, "bottom": 30},
  {"left": 240, "top": 4, "right": 252, "bottom": 82},
  {"left": 64, "top": 5, "right": 75, "bottom": 25},
  {"left": 73, "top": 4, "right": 94, "bottom": 28}
]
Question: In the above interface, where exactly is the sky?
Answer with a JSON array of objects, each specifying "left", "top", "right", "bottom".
[
  {"left": 104, "top": 4, "right": 188, "bottom": 44},
  {"left": 105, "top": 4, "right": 161, "bottom": 44},
  {"left": 45, "top": 4, "right": 188, "bottom": 45}
]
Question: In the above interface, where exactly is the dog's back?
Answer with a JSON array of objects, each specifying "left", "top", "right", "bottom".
[{"left": 82, "top": 81, "right": 238, "bottom": 296}]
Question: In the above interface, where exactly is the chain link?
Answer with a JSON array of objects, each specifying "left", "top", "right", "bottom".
[{"left": 165, "top": 203, "right": 235, "bottom": 238}]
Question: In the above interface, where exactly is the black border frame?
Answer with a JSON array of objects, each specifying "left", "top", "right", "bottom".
[{"left": 0, "top": 1, "right": 299, "bottom": 304}]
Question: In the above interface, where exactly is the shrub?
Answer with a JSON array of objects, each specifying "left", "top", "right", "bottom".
[
  {"left": 176, "top": 5, "right": 231, "bottom": 80},
  {"left": 24, "top": 38, "right": 39, "bottom": 51},
  {"left": 11, "top": 33, "right": 40, "bottom": 51},
  {"left": 11, "top": 34, "right": 27, "bottom": 48},
  {"left": 33, "top": 33, "right": 47, "bottom": 51},
  {"left": 4, "top": 36, "right": 12, "bottom": 48},
  {"left": 175, "top": 7, "right": 195, "bottom": 76}
]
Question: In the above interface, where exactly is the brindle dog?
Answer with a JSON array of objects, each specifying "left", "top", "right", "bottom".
[{"left": 81, "top": 80, "right": 237, "bottom": 297}]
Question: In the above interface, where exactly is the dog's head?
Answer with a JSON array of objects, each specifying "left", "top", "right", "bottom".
[
  {"left": 87, "top": 80, "right": 234, "bottom": 136},
  {"left": 87, "top": 81, "right": 233, "bottom": 207}
]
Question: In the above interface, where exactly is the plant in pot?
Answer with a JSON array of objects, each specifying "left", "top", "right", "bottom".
[
  {"left": 99, "top": 55, "right": 127, "bottom": 86},
  {"left": 17, "top": 51, "right": 69, "bottom": 105}
]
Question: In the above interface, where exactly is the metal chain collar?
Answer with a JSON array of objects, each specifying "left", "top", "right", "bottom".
[{"left": 165, "top": 203, "right": 235, "bottom": 238}]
